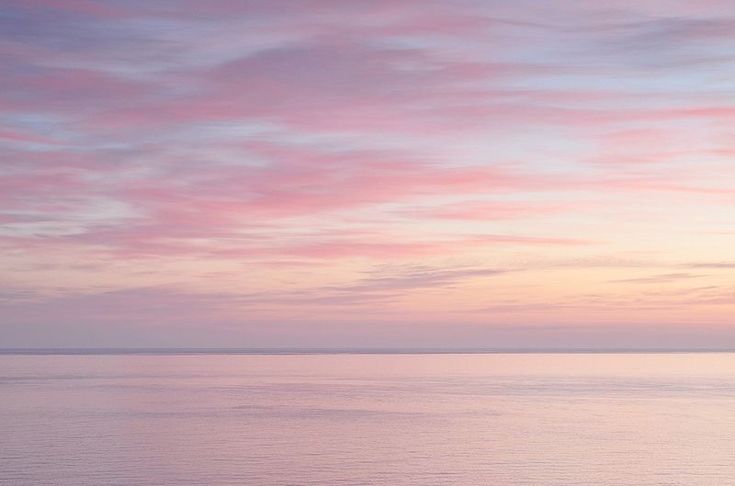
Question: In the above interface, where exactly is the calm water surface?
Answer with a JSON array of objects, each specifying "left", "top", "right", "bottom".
[{"left": 2, "top": 353, "right": 735, "bottom": 485}]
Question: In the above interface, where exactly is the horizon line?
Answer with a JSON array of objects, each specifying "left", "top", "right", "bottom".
[{"left": 2, "top": 347, "right": 735, "bottom": 356}]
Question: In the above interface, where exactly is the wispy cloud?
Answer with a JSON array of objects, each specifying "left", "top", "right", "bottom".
[
  {"left": 2, "top": 0, "right": 734, "bottom": 346},
  {"left": 610, "top": 273, "right": 705, "bottom": 284}
]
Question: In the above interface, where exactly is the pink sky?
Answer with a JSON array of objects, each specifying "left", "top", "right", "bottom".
[{"left": 1, "top": 0, "right": 734, "bottom": 348}]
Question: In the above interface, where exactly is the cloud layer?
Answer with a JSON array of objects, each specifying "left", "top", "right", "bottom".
[{"left": 1, "top": 0, "right": 734, "bottom": 347}]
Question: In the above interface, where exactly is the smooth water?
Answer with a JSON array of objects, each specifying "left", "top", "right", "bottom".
[{"left": 2, "top": 353, "right": 735, "bottom": 485}]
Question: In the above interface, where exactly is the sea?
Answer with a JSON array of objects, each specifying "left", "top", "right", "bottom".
[{"left": 2, "top": 351, "right": 734, "bottom": 485}]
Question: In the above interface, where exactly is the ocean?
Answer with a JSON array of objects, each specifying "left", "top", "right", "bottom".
[{"left": 2, "top": 352, "right": 734, "bottom": 485}]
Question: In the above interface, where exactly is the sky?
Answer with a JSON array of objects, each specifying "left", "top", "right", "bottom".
[{"left": 1, "top": 0, "right": 734, "bottom": 349}]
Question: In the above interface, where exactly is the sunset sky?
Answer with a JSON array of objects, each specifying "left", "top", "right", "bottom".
[{"left": 1, "top": 0, "right": 734, "bottom": 348}]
